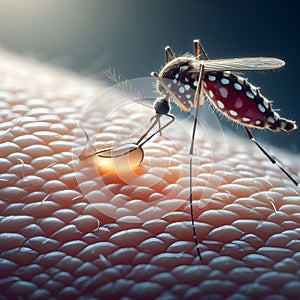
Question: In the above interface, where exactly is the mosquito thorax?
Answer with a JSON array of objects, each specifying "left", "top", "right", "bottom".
[
  {"left": 158, "top": 57, "right": 193, "bottom": 80},
  {"left": 157, "top": 57, "right": 198, "bottom": 112}
]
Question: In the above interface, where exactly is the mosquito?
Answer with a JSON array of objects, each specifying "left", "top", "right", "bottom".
[{"left": 81, "top": 39, "right": 298, "bottom": 261}]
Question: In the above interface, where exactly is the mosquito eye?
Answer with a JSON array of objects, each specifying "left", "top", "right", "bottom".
[{"left": 95, "top": 143, "right": 144, "bottom": 173}]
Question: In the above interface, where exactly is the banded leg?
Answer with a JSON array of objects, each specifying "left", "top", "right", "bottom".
[
  {"left": 194, "top": 39, "right": 208, "bottom": 105},
  {"left": 244, "top": 126, "right": 299, "bottom": 187},
  {"left": 136, "top": 113, "right": 175, "bottom": 147},
  {"left": 193, "top": 39, "right": 208, "bottom": 60},
  {"left": 189, "top": 40, "right": 209, "bottom": 260},
  {"left": 189, "top": 63, "right": 205, "bottom": 260},
  {"left": 165, "top": 46, "right": 176, "bottom": 63}
]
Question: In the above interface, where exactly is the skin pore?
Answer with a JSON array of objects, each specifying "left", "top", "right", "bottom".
[{"left": 1, "top": 51, "right": 300, "bottom": 299}]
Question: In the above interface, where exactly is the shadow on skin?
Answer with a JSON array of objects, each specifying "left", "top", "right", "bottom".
[{"left": 0, "top": 51, "right": 300, "bottom": 299}]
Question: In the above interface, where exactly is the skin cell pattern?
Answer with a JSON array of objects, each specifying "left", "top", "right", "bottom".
[{"left": 0, "top": 51, "right": 300, "bottom": 299}]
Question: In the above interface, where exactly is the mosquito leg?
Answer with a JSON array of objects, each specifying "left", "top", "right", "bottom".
[
  {"left": 157, "top": 117, "right": 162, "bottom": 136},
  {"left": 189, "top": 63, "right": 205, "bottom": 261},
  {"left": 190, "top": 64, "right": 205, "bottom": 154},
  {"left": 135, "top": 115, "right": 160, "bottom": 145},
  {"left": 79, "top": 127, "right": 97, "bottom": 160},
  {"left": 193, "top": 39, "right": 209, "bottom": 60},
  {"left": 244, "top": 126, "right": 299, "bottom": 187},
  {"left": 165, "top": 46, "right": 176, "bottom": 63},
  {"left": 136, "top": 114, "right": 175, "bottom": 148},
  {"left": 194, "top": 41, "right": 201, "bottom": 61}
]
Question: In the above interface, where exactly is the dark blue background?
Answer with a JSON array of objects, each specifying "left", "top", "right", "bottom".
[{"left": 0, "top": 0, "right": 299, "bottom": 151}]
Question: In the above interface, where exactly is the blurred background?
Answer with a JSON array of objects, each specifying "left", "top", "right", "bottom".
[{"left": 0, "top": 0, "right": 299, "bottom": 151}]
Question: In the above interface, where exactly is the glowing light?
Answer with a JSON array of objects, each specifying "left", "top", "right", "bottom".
[{"left": 94, "top": 143, "right": 144, "bottom": 174}]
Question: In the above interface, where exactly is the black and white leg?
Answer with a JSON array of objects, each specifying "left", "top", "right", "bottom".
[
  {"left": 165, "top": 46, "right": 176, "bottom": 63},
  {"left": 136, "top": 113, "right": 175, "bottom": 147},
  {"left": 189, "top": 62, "right": 206, "bottom": 260},
  {"left": 193, "top": 39, "right": 208, "bottom": 60},
  {"left": 244, "top": 126, "right": 299, "bottom": 187}
]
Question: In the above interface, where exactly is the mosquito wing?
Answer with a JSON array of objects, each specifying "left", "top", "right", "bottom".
[{"left": 191, "top": 57, "right": 285, "bottom": 72}]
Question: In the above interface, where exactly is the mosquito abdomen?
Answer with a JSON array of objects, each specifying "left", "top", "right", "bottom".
[{"left": 203, "top": 71, "right": 297, "bottom": 132}]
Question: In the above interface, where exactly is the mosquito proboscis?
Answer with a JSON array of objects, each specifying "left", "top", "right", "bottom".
[{"left": 79, "top": 113, "right": 174, "bottom": 173}]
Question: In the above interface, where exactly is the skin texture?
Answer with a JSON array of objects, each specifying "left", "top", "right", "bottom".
[{"left": 0, "top": 51, "right": 300, "bottom": 299}]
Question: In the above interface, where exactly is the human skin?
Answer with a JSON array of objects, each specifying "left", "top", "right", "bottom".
[{"left": 0, "top": 51, "right": 300, "bottom": 299}]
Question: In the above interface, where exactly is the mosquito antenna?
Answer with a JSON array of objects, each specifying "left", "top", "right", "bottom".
[
  {"left": 244, "top": 127, "right": 299, "bottom": 186},
  {"left": 105, "top": 68, "right": 120, "bottom": 85},
  {"left": 189, "top": 63, "right": 205, "bottom": 261},
  {"left": 105, "top": 68, "right": 152, "bottom": 109},
  {"left": 105, "top": 68, "right": 135, "bottom": 98},
  {"left": 104, "top": 68, "right": 136, "bottom": 99}
]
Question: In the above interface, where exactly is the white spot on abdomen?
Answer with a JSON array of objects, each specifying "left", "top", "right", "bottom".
[
  {"left": 268, "top": 116, "right": 275, "bottom": 124},
  {"left": 258, "top": 103, "right": 266, "bottom": 113},
  {"left": 217, "top": 100, "right": 225, "bottom": 109},
  {"left": 229, "top": 110, "right": 238, "bottom": 117},
  {"left": 242, "top": 117, "right": 251, "bottom": 122},
  {"left": 246, "top": 91, "right": 255, "bottom": 99},
  {"left": 220, "top": 78, "right": 230, "bottom": 85},
  {"left": 179, "top": 87, "right": 185, "bottom": 93},
  {"left": 234, "top": 83, "right": 242, "bottom": 91}
]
